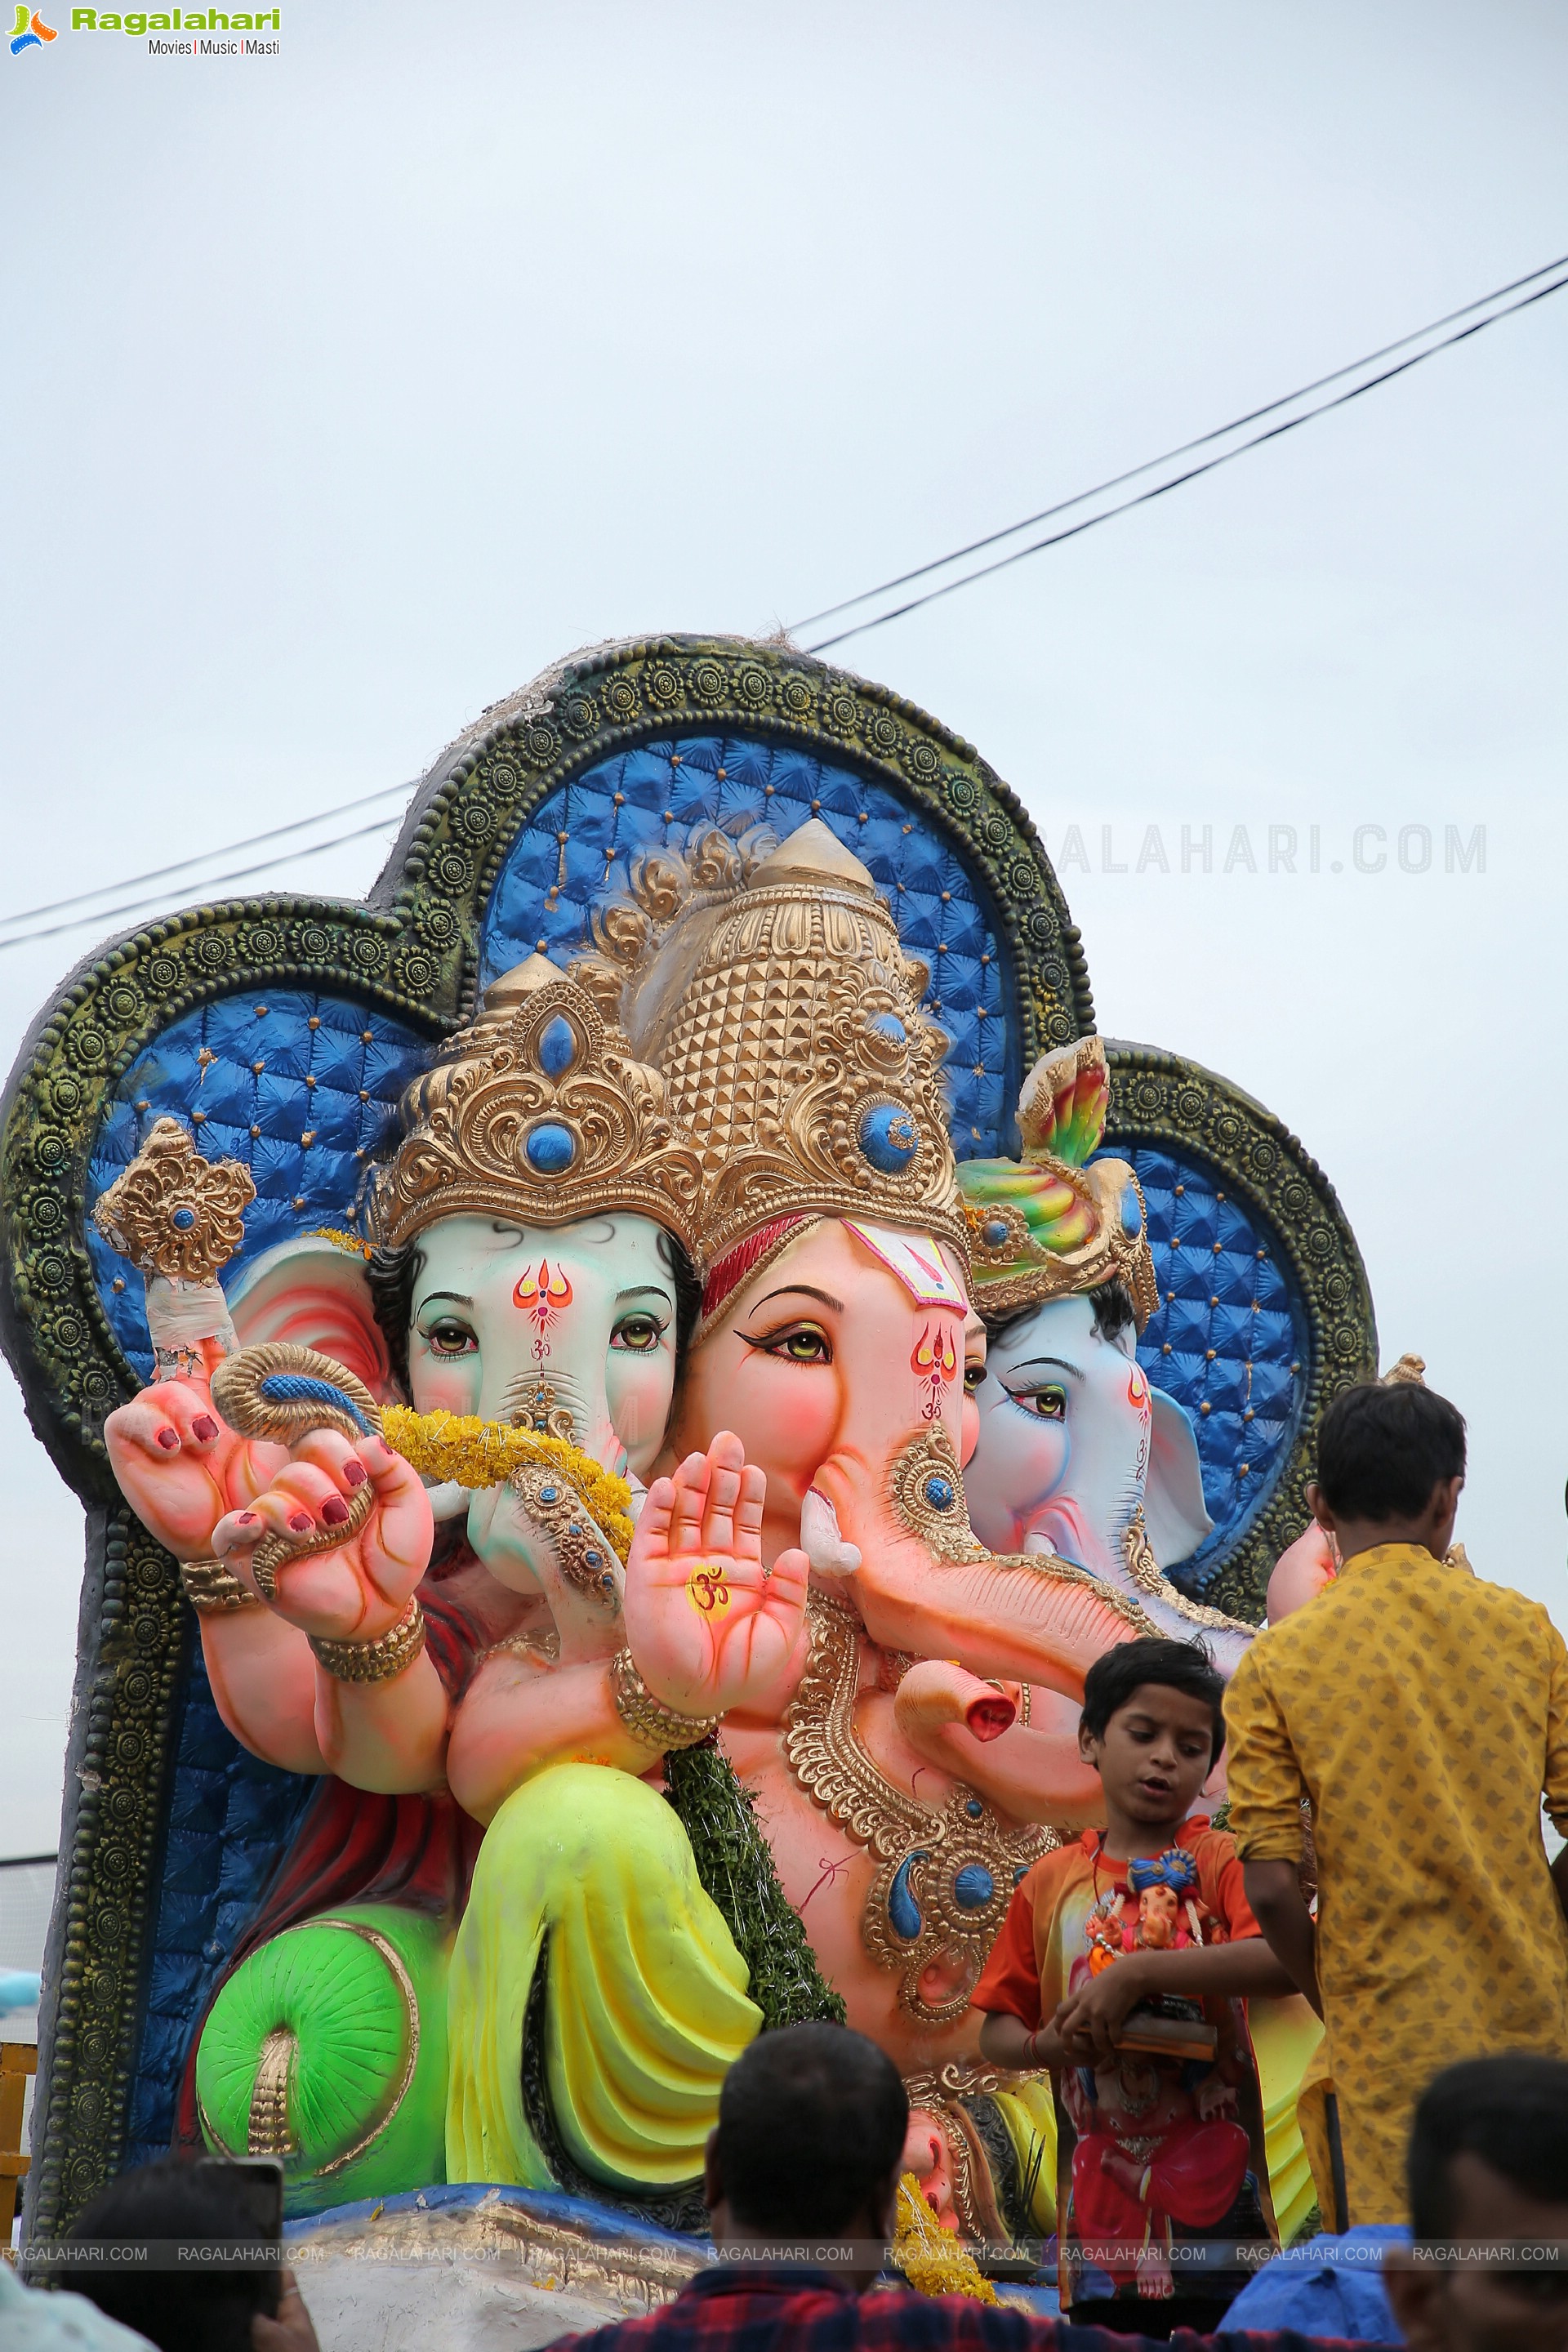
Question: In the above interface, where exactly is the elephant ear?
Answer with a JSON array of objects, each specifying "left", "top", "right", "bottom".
[
  {"left": 225, "top": 1233, "right": 398, "bottom": 1404},
  {"left": 1144, "top": 1388, "right": 1214, "bottom": 1570}
]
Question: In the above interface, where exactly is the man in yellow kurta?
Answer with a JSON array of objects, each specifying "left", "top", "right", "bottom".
[{"left": 1223, "top": 1376, "right": 1568, "bottom": 2227}]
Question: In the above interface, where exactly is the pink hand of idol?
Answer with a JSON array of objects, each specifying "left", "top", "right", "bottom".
[
  {"left": 211, "top": 1430, "right": 434, "bottom": 1644},
  {"left": 623, "top": 1431, "right": 810, "bottom": 1721}
]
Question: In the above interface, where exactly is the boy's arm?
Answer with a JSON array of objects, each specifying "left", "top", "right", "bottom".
[
  {"left": 978, "top": 2010, "right": 1063, "bottom": 2071},
  {"left": 1052, "top": 1936, "right": 1294, "bottom": 2062}
]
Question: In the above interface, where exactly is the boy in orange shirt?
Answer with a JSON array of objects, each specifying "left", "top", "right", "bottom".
[{"left": 973, "top": 1637, "right": 1293, "bottom": 2338}]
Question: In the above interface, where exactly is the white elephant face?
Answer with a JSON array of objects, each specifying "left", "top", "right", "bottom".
[
  {"left": 964, "top": 1291, "right": 1211, "bottom": 1581},
  {"left": 408, "top": 1212, "right": 680, "bottom": 1481}
]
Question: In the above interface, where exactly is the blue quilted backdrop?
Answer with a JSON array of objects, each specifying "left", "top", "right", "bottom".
[
  {"left": 87, "top": 991, "right": 430, "bottom": 1383},
  {"left": 480, "top": 732, "right": 1014, "bottom": 1158},
  {"left": 1113, "top": 1146, "right": 1309, "bottom": 1586}
]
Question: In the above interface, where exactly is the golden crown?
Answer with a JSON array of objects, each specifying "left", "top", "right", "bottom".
[
  {"left": 572, "top": 821, "right": 969, "bottom": 1275},
  {"left": 956, "top": 1036, "right": 1159, "bottom": 1327},
  {"left": 363, "top": 956, "right": 705, "bottom": 1253}
]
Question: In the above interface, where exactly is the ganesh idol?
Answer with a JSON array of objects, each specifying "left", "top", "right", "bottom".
[{"left": 99, "top": 817, "right": 1165, "bottom": 2238}]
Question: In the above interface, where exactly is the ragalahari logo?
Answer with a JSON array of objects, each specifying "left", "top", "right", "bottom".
[{"left": 10, "top": 5, "right": 57, "bottom": 50}]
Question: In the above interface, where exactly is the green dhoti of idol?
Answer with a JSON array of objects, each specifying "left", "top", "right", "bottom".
[{"left": 445, "top": 1762, "right": 762, "bottom": 2190}]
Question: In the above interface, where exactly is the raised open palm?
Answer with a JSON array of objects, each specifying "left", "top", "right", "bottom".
[{"left": 624, "top": 1431, "right": 809, "bottom": 1720}]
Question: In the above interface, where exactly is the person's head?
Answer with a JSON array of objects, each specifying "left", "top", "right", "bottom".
[
  {"left": 1079, "top": 1637, "right": 1226, "bottom": 1834},
  {"left": 57, "top": 2155, "right": 279, "bottom": 2352},
  {"left": 1309, "top": 1379, "right": 1466, "bottom": 1561},
  {"left": 1385, "top": 2056, "right": 1568, "bottom": 2352},
  {"left": 705, "top": 2023, "right": 908, "bottom": 2280}
]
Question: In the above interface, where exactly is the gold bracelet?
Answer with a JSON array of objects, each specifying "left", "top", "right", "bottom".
[
  {"left": 180, "top": 1558, "right": 263, "bottom": 1615},
  {"left": 609, "top": 1647, "right": 719, "bottom": 1752},
  {"left": 309, "top": 1599, "right": 426, "bottom": 1685}
]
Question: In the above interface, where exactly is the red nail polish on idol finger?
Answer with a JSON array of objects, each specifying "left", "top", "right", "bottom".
[
  {"left": 287, "top": 1512, "right": 313, "bottom": 1534},
  {"left": 320, "top": 1496, "right": 350, "bottom": 1526},
  {"left": 342, "top": 1460, "right": 368, "bottom": 1488},
  {"left": 155, "top": 1428, "right": 179, "bottom": 1450},
  {"left": 191, "top": 1415, "right": 219, "bottom": 1441}
]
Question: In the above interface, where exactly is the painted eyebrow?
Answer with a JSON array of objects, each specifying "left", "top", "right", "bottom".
[
  {"left": 416, "top": 1290, "right": 474, "bottom": 1311},
  {"left": 615, "top": 1284, "right": 674, "bottom": 1303},
  {"left": 746, "top": 1285, "right": 845, "bottom": 1316},
  {"left": 1003, "top": 1356, "right": 1085, "bottom": 1383}
]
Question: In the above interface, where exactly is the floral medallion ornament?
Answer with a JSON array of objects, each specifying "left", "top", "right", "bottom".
[{"left": 92, "top": 1118, "right": 256, "bottom": 1285}]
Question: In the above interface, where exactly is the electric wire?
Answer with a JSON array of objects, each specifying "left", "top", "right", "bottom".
[
  {"left": 0, "top": 785, "right": 408, "bottom": 932},
  {"left": 795, "top": 257, "right": 1568, "bottom": 653},
  {"left": 0, "top": 817, "right": 402, "bottom": 955},
  {"left": 7, "top": 254, "right": 1564, "bottom": 942}
]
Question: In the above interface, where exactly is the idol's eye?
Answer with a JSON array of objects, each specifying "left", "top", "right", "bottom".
[
  {"left": 611, "top": 1311, "right": 667, "bottom": 1353},
  {"left": 1008, "top": 1383, "right": 1067, "bottom": 1421},
  {"left": 963, "top": 1362, "right": 988, "bottom": 1395},
  {"left": 744, "top": 1321, "right": 833, "bottom": 1365},
  {"left": 421, "top": 1317, "right": 478, "bottom": 1358}
]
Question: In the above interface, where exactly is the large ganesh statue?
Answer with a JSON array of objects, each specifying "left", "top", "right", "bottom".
[{"left": 0, "top": 637, "right": 1374, "bottom": 2279}]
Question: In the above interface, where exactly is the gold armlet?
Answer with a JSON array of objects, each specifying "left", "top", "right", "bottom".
[
  {"left": 309, "top": 1599, "right": 427, "bottom": 1685},
  {"left": 181, "top": 1558, "right": 263, "bottom": 1615},
  {"left": 609, "top": 1647, "right": 719, "bottom": 1752}
]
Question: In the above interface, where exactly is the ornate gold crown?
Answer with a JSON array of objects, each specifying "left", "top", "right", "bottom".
[
  {"left": 363, "top": 956, "right": 704, "bottom": 1253},
  {"left": 956, "top": 1036, "right": 1159, "bottom": 1327},
  {"left": 572, "top": 820, "right": 968, "bottom": 1275}
]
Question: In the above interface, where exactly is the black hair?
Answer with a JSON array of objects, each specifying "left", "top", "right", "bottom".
[
  {"left": 58, "top": 2155, "right": 278, "bottom": 2352},
  {"left": 1409, "top": 2056, "right": 1568, "bottom": 2238},
  {"left": 1080, "top": 1636, "right": 1227, "bottom": 1767},
  {"left": 984, "top": 1276, "right": 1135, "bottom": 1348},
  {"left": 713, "top": 2022, "right": 907, "bottom": 2234},
  {"left": 1315, "top": 1381, "right": 1466, "bottom": 1524},
  {"left": 366, "top": 1227, "right": 702, "bottom": 1400}
]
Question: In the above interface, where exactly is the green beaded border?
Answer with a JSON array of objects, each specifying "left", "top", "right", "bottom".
[
  {"left": 1105, "top": 1040, "right": 1379, "bottom": 1622},
  {"left": 0, "top": 636, "right": 1089, "bottom": 2235}
]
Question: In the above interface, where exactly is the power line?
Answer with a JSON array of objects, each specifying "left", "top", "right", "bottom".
[
  {"left": 795, "top": 255, "right": 1568, "bottom": 653},
  {"left": 0, "top": 785, "right": 408, "bottom": 933},
  {"left": 0, "top": 817, "right": 402, "bottom": 955}
]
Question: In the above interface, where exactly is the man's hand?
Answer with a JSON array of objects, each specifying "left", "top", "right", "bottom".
[
  {"left": 1242, "top": 1857, "right": 1323, "bottom": 2014},
  {"left": 253, "top": 2270, "right": 319, "bottom": 2351}
]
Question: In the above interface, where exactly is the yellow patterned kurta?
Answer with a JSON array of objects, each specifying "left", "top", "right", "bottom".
[{"left": 1223, "top": 1542, "right": 1568, "bottom": 2224}]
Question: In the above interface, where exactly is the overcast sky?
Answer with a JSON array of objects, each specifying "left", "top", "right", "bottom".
[{"left": 2, "top": 1, "right": 1565, "bottom": 1853}]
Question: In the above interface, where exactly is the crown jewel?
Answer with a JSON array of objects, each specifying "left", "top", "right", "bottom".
[
  {"left": 575, "top": 821, "right": 969, "bottom": 1275},
  {"left": 363, "top": 956, "right": 704, "bottom": 1252},
  {"left": 956, "top": 1036, "right": 1158, "bottom": 1326}
]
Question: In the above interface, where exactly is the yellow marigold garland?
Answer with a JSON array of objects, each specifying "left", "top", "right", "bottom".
[
  {"left": 891, "top": 2173, "right": 998, "bottom": 2304},
  {"left": 380, "top": 1406, "right": 636, "bottom": 1564}
]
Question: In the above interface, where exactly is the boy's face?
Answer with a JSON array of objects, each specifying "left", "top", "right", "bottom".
[
  {"left": 1079, "top": 1681, "right": 1217, "bottom": 1829},
  {"left": 1385, "top": 2153, "right": 1568, "bottom": 2352}
]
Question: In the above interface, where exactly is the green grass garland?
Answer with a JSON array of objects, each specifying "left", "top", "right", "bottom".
[{"left": 666, "top": 1742, "right": 846, "bottom": 2029}]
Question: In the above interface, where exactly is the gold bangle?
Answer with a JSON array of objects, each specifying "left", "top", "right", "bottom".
[
  {"left": 309, "top": 1599, "right": 426, "bottom": 1685},
  {"left": 180, "top": 1558, "right": 263, "bottom": 1615},
  {"left": 609, "top": 1647, "right": 719, "bottom": 1752}
]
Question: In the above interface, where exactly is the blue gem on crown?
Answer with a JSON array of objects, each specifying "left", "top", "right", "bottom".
[
  {"left": 859, "top": 1102, "right": 920, "bottom": 1174},
  {"left": 523, "top": 1120, "right": 577, "bottom": 1174}
]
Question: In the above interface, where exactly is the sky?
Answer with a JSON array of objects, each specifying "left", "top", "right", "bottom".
[{"left": 1, "top": 0, "right": 1565, "bottom": 1855}]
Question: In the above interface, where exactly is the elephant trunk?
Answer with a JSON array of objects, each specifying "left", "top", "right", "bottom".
[{"left": 853, "top": 1548, "right": 1146, "bottom": 1698}]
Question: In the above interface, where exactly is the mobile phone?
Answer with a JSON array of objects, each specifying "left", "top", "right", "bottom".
[{"left": 196, "top": 2154, "right": 284, "bottom": 2242}]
